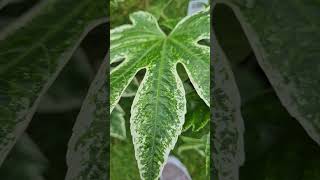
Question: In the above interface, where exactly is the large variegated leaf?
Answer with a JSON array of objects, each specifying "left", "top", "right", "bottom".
[
  {"left": 66, "top": 57, "right": 108, "bottom": 180},
  {"left": 217, "top": 0, "right": 320, "bottom": 145},
  {"left": 111, "top": 9, "right": 209, "bottom": 179},
  {"left": 212, "top": 35, "right": 245, "bottom": 180},
  {"left": 0, "top": 0, "right": 106, "bottom": 166}
]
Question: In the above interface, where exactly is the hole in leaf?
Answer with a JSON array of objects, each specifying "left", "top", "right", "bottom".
[{"left": 198, "top": 39, "right": 210, "bottom": 46}]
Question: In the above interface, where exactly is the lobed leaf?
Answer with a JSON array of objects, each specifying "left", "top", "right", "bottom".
[{"left": 110, "top": 9, "right": 210, "bottom": 179}]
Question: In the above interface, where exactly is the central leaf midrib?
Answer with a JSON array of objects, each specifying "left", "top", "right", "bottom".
[
  {"left": 147, "top": 39, "right": 167, "bottom": 179},
  {"left": 0, "top": 0, "right": 92, "bottom": 75}
]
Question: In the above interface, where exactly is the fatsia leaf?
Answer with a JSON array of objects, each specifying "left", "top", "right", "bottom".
[
  {"left": 0, "top": 0, "right": 106, "bottom": 166},
  {"left": 66, "top": 57, "right": 108, "bottom": 180},
  {"left": 212, "top": 36, "right": 245, "bottom": 180},
  {"left": 111, "top": 104, "right": 126, "bottom": 140},
  {"left": 218, "top": 0, "right": 320, "bottom": 145},
  {"left": 110, "top": 9, "right": 209, "bottom": 179}
]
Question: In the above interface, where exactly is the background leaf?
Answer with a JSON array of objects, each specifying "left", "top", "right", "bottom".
[
  {"left": 219, "top": 0, "right": 320, "bottom": 145},
  {"left": 183, "top": 90, "right": 210, "bottom": 132},
  {"left": 0, "top": 133, "right": 47, "bottom": 180},
  {"left": 0, "top": 0, "right": 106, "bottom": 166},
  {"left": 212, "top": 38, "right": 245, "bottom": 180},
  {"left": 66, "top": 57, "right": 108, "bottom": 180}
]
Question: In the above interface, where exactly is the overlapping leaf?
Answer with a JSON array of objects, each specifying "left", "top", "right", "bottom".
[
  {"left": 183, "top": 90, "right": 210, "bottom": 132},
  {"left": 111, "top": 9, "right": 209, "bottom": 179},
  {"left": 212, "top": 37, "right": 245, "bottom": 180},
  {"left": 0, "top": 0, "right": 106, "bottom": 166},
  {"left": 66, "top": 58, "right": 108, "bottom": 180},
  {"left": 218, "top": 0, "right": 320, "bottom": 145}
]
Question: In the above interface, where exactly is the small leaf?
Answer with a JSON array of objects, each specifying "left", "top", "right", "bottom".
[
  {"left": 66, "top": 57, "right": 108, "bottom": 180},
  {"left": 111, "top": 104, "right": 126, "bottom": 140},
  {"left": 183, "top": 91, "right": 210, "bottom": 132},
  {"left": 178, "top": 134, "right": 209, "bottom": 157},
  {"left": 177, "top": 133, "right": 210, "bottom": 175},
  {"left": 0, "top": 0, "right": 106, "bottom": 166},
  {"left": 111, "top": 9, "right": 209, "bottom": 179}
]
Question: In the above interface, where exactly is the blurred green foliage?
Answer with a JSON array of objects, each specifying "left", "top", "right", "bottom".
[{"left": 214, "top": 3, "right": 320, "bottom": 180}]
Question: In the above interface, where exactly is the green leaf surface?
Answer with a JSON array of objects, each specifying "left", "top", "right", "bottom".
[
  {"left": 0, "top": 0, "right": 106, "bottom": 166},
  {"left": 178, "top": 135, "right": 207, "bottom": 157},
  {"left": 111, "top": 104, "right": 126, "bottom": 140},
  {"left": 66, "top": 58, "right": 108, "bottom": 180},
  {"left": 111, "top": 9, "right": 209, "bottom": 179},
  {"left": 111, "top": 138, "right": 140, "bottom": 180},
  {"left": 177, "top": 134, "right": 210, "bottom": 176},
  {"left": 219, "top": 0, "right": 320, "bottom": 145},
  {"left": 110, "top": 0, "right": 187, "bottom": 28},
  {"left": 212, "top": 39, "right": 245, "bottom": 180}
]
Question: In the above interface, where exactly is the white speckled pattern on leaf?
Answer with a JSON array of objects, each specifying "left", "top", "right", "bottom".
[{"left": 111, "top": 9, "right": 209, "bottom": 180}]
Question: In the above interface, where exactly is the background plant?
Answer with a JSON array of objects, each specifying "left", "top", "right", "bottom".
[
  {"left": 0, "top": 0, "right": 107, "bottom": 179},
  {"left": 212, "top": 0, "right": 320, "bottom": 180}
]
